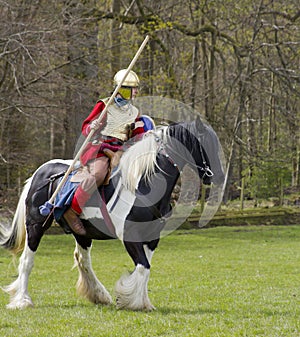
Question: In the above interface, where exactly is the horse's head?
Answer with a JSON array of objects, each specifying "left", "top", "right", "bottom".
[
  {"left": 166, "top": 117, "right": 225, "bottom": 186},
  {"left": 193, "top": 116, "right": 225, "bottom": 186}
]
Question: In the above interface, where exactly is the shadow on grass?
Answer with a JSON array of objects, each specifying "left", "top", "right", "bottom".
[
  {"left": 37, "top": 300, "right": 225, "bottom": 316},
  {"left": 152, "top": 305, "right": 225, "bottom": 316}
]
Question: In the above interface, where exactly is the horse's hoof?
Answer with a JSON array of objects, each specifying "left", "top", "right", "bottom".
[
  {"left": 6, "top": 298, "right": 34, "bottom": 310},
  {"left": 144, "top": 304, "right": 156, "bottom": 312},
  {"left": 115, "top": 297, "right": 155, "bottom": 312}
]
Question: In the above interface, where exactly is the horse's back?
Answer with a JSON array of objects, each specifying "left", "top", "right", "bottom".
[{"left": 26, "top": 160, "right": 72, "bottom": 222}]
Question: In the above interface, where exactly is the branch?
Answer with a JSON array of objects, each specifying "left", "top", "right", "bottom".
[
  {"left": 85, "top": 9, "right": 242, "bottom": 56},
  {"left": 261, "top": 9, "right": 300, "bottom": 22},
  {"left": 0, "top": 153, "right": 8, "bottom": 163},
  {"left": 19, "top": 54, "right": 88, "bottom": 91}
]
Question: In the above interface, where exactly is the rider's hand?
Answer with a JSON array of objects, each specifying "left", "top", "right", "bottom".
[{"left": 90, "top": 119, "right": 103, "bottom": 131}]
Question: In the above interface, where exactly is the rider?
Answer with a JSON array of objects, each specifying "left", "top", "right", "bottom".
[{"left": 63, "top": 69, "right": 142, "bottom": 236}]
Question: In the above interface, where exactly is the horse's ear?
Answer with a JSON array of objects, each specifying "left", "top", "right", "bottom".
[{"left": 195, "top": 115, "right": 205, "bottom": 133}]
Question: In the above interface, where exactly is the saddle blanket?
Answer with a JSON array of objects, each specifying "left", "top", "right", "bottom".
[{"left": 53, "top": 170, "right": 79, "bottom": 222}]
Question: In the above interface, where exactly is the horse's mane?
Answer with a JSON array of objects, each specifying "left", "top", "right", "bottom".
[
  {"left": 167, "top": 121, "right": 197, "bottom": 144},
  {"left": 118, "top": 132, "right": 159, "bottom": 192},
  {"left": 117, "top": 121, "right": 200, "bottom": 192},
  {"left": 159, "top": 122, "right": 198, "bottom": 161}
]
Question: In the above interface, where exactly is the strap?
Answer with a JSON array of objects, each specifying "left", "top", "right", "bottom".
[
  {"left": 35, "top": 170, "right": 66, "bottom": 193},
  {"left": 100, "top": 189, "right": 117, "bottom": 237}
]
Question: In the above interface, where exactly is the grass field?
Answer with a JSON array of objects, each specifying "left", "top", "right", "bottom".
[{"left": 0, "top": 225, "right": 300, "bottom": 337}]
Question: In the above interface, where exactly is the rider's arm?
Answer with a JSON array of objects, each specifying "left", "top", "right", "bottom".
[{"left": 82, "top": 101, "right": 107, "bottom": 136}]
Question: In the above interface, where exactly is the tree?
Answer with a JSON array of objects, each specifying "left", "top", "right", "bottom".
[{"left": 0, "top": 0, "right": 299, "bottom": 210}]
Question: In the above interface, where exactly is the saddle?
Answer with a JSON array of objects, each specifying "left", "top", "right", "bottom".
[{"left": 53, "top": 149, "right": 122, "bottom": 236}]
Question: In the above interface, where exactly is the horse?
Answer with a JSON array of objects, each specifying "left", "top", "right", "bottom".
[{"left": 0, "top": 117, "right": 224, "bottom": 311}]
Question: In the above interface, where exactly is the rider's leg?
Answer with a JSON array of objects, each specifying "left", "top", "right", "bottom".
[{"left": 63, "top": 156, "right": 109, "bottom": 235}]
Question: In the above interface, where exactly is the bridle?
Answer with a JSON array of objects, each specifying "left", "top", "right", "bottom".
[{"left": 155, "top": 127, "right": 214, "bottom": 179}]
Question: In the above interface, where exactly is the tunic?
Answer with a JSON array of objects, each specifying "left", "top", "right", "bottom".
[{"left": 80, "top": 98, "right": 139, "bottom": 165}]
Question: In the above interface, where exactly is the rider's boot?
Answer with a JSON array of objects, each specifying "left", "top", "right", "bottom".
[{"left": 63, "top": 207, "right": 86, "bottom": 236}]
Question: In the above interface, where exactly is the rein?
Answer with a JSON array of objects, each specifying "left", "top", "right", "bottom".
[
  {"left": 35, "top": 171, "right": 66, "bottom": 194},
  {"left": 157, "top": 143, "right": 181, "bottom": 173}
]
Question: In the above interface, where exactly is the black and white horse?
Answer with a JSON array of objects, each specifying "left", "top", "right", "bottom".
[{"left": 0, "top": 117, "right": 224, "bottom": 310}]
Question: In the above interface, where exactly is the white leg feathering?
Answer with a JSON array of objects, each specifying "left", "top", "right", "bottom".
[
  {"left": 2, "top": 242, "right": 34, "bottom": 309},
  {"left": 74, "top": 242, "right": 112, "bottom": 305},
  {"left": 115, "top": 264, "right": 154, "bottom": 311}
]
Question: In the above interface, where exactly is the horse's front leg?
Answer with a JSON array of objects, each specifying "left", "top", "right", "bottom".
[
  {"left": 115, "top": 239, "right": 159, "bottom": 311},
  {"left": 73, "top": 237, "right": 112, "bottom": 306}
]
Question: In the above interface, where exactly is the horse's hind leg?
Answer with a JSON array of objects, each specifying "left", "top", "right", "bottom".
[
  {"left": 3, "top": 237, "right": 35, "bottom": 309},
  {"left": 73, "top": 237, "right": 112, "bottom": 305},
  {"left": 3, "top": 220, "right": 47, "bottom": 309}
]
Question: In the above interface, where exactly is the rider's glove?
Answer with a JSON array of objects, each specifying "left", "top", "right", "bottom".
[{"left": 90, "top": 119, "right": 103, "bottom": 131}]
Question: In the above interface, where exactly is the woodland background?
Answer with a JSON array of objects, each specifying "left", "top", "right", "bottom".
[{"left": 0, "top": 0, "right": 299, "bottom": 212}]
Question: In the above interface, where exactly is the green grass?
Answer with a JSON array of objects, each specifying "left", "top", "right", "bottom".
[{"left": 1, "top": 226, "right": 300, "bottom": 336}]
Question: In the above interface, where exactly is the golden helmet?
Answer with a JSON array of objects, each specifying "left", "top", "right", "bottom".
[{"left": 113, "top": 69, "right": 140, "bottom": 88}]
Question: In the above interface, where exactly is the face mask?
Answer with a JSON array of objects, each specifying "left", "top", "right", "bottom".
[{"left": 118, "top": 87, "right": 132, "bottom": 100}]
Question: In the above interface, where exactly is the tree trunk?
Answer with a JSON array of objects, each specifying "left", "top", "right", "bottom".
[
  {"left": 190, "top": 38, "right": 200, "bottom": 109},
  {"left": 201, "top": 16, "right": 209, "bottom": 120},
  {"left": 208, "top": 10, "right": 216, "bottom": 123},
  {"left": 50, "top": 115, "right": 54, "bottom": 159},
  {"left": 111, "top": 0, "right": 121, "bottom": 76},
  {"left": 267, "top": 72, "right": 276, "bottom": 153}
]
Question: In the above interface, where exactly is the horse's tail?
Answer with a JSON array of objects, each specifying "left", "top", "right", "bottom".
[{"left": 0, "top": 177, "right": 32, "bottom": 255}]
